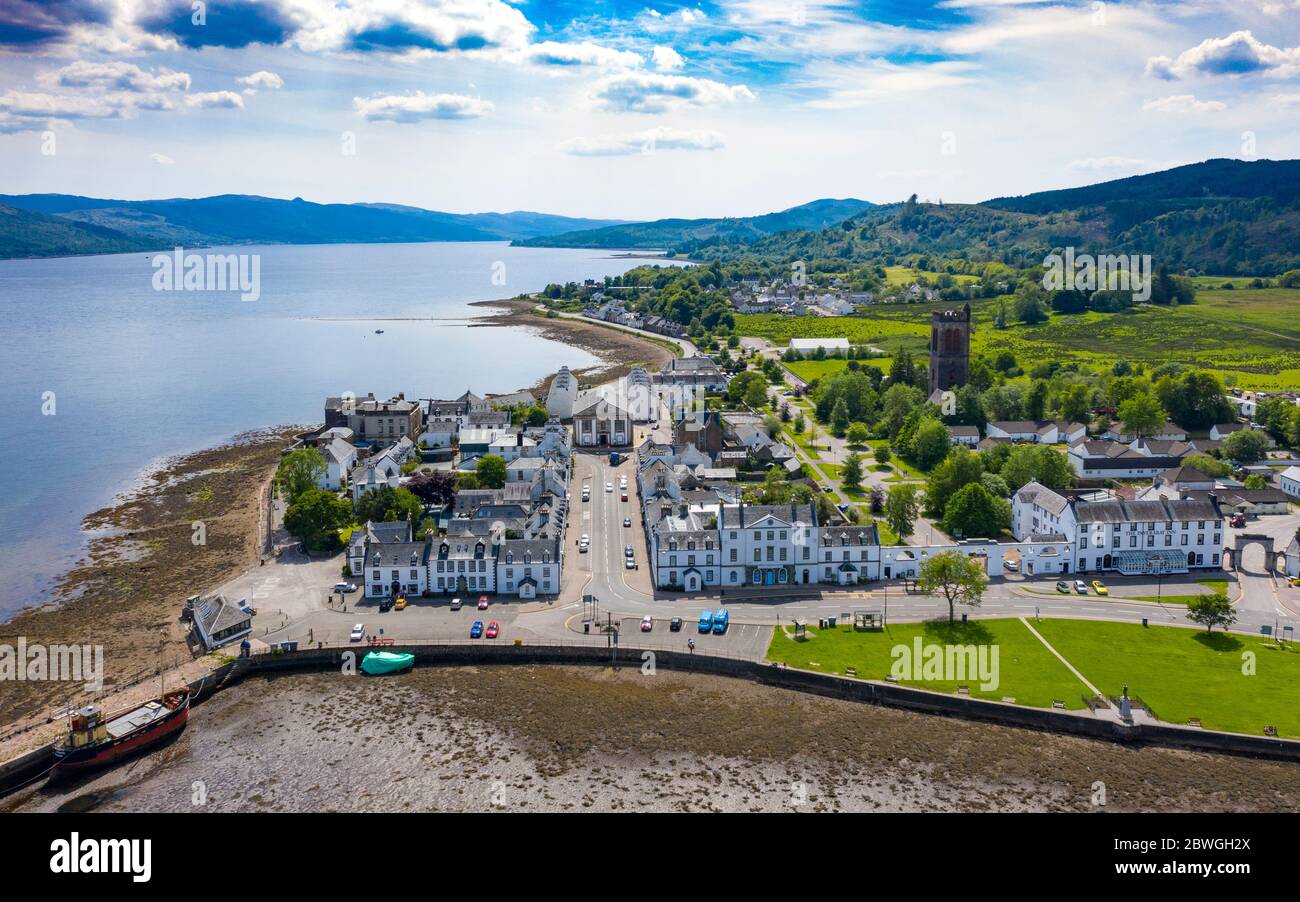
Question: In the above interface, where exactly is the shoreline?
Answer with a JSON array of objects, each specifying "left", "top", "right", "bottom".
[{"left": 470, "top": 297, "right": 677, "bottom": 394}]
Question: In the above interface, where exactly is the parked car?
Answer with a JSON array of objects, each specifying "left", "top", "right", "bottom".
[
  {"left": 712, "top": 609, "right": 730, "bottom": 635},
  {"left": 450, "top": 597, "right": 462, "bottom": 610},
  {"left": 697, "top": 610, "right": 714, "bottom": 633},
  {"left": 1074, "top": 580, "right": 1089, "bottom": 594},
  {"left": 621, "top": 493, "right": 628, "bottom": 502},
  {"left": 1003, "top": 559, "right": 1019, "bottom": 571},
  {"left": 485, "top": 621, "right": 500, "bottom": 639},
  {"left": 625, "top": 557, "right": 635, "bottom": 569},
  {"left": 469, "top": 620, "right": 484, "bottom": 639},
  {"left": 349, "top": 623, "right": 365, "bottom": 642},
  {"left": 1091, "top": 580, "right": 1108, "bottom": 595},
  {"left": 478, "top": 596, "right": 489, "bottom": 610},
  {"left": 625, "top": 544, "right": 635, "bottom": 558},
  {"left": 1230, "top": 514, "right": 1247, "bottom": 528},
  {"left": 334, "top": 582, "right": 357, "bottom": 593},
  {"left": 378, "top": 597, "right": 394, "bottom": 612},
  {"left": 394, "top": 596, "right": 408, "bottom": 610},
  {"left": 640, "top": 616, "right": 653, "bottom": 632},
  {"left": 1055, "top": 581, "right": 1070, "bottom": 594},
  {"left": 669, "top": 617, "right": 683, "bottom": 632}
]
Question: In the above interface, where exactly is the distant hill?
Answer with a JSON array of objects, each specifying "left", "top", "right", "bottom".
[
  {"left": 513, "top": 198, "right": 874, "bottom": 249},
  {"left": 676, "top": 159, "right": 1300, "bottom": 276},
  {"left": 0, "top": 194, "right": 633, "bottom": 259},
  {"left": 0, "top": 205, "right": 157, "bottom": 258}
]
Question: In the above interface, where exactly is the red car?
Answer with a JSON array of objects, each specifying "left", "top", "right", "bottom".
[
  {"left": 477, "top": 596, "right": 489, "bottom": 610},
  {"left": 485, "top": 621, "right": 500, "bottom": 639}
]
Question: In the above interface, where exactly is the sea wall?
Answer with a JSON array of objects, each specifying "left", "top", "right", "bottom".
[{"left": 6, "top": 642, "right": 1300, "bottom": 794}]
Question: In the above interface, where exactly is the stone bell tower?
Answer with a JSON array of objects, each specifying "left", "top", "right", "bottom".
[{"left": 929, "top": 303, "right": 971, "bottom": 396}]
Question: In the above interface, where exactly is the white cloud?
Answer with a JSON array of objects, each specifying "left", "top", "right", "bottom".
[
  {"left": 559, "top": 126, "right": 724, "bottom": 156},
  {"left": 652, "top": 46, "right": 684, "bottom": 70},
  {"left": 1142, "top": 94, "right": 1226, "bottom": 114},
  {"left": 0, "top": 90, "right": 123, "bottom": 120},
  {"left": 589, "top": 72, "right": 754, "bottom": 113},
  {"left": 525, "top": 41, "right": 641, "bottom": 69},
  {"left": 352, "top": 91, "right": 493, "bottom": 121},
  {"left": 292, "top": 0, "right": 535, "bottom": 58},
  {"left": 1146, "top": 31, "right": 1300, "bottom": 80},
  {"left": 150, "top": 152, "right": 175, "bottom": 165},
  {"left": 238, "top": 71, "right": 285, "bottom": 93},
  {"left": 1269, "top": 92, "right": 1300, "bottom": 106},
  {"left": 185, "top": 91, "right": 245, "bottom": 109},
  {"left": 41, "top": 61, "right": 191, "bottom": 94},
  {"left": 805, "top": 60, "right": 977, "bottom": 109}
]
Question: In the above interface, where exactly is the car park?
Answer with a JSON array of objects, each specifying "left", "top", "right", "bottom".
[
  {"left": 485, "top": 621, "right": 500, "bottom": 639},
  {"left": 469, "top": 620, "right": 484, "bottom": 638},
  {"left": 349, "top": 624, "right": 365, "bottom": 642},
  {"left": 1074, "top": 580, "right": 1088, "bottom": 594},
  {"left": 669, "top": 617, "right": 683, "bottom": 631},
  {"left": 1091, "top": 580, "right": 1108, "bottom": 595},
  {"left": 640, "top": 616, "right": 653, "bottom": 632}
]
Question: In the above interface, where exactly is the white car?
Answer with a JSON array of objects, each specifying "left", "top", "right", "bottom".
[
  {"left": 450, "top": 597, "right": 463, "bottom": 610},
  {"left": 334, "top": 581, "right": 357, "bottom": 593},
  {"left": 623, "top": 516, "right": 631, "bottom": 528},
  {"left": 625, "top": 557, "right": 636, "bottom": 570},
  {"left": 349, "top": 623, "right": 365, "bottom": 642},
  {"left": 579, "top": 533, "right": 590, "bottom": 553},
  {"left": 1002, "top": 560, "right": 1018, "bottom": 571},
  {"left": 605, "top": 482, "right": 613, "bottom": 493}
]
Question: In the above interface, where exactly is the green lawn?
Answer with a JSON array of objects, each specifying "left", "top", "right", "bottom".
[
  {"left": 767, "top": 618, "right": 1091, "bottom": 709},
  {"left": 1033, "top": 619, "right": 1300, "bottom": 736},
  {"left": 1129, "top": 578, "right": 1229, "bottom": 605}
]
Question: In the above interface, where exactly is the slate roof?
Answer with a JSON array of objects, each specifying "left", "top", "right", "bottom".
[{"left": 1073, "top": 496, "right": 1221, "bottom": 525}]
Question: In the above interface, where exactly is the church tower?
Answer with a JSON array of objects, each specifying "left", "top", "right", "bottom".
[{"left": 928, "top": 303, "right": 971, "bottom": 396}]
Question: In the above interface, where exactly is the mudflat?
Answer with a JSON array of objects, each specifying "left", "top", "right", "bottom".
[{"left": 11, "top": 666, "right": 1300, "bottom": 813}]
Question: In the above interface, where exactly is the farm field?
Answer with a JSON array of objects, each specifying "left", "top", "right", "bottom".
[{"left": 740, "top": 287, "right": 1300, "bottom": 390}]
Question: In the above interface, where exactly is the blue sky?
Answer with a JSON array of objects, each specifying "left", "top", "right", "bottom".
[{"left": 2, "top": 0, "right": 1299, "bottom": 218}]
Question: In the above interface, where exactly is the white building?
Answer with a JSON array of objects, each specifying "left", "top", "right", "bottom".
[
  {"left": 1281, "top": 466, "right": 1300, "bottom": 500},
  {"left": 318, "top": 433, "right": 357, "bottom": 490},
  {"left": 572, "top": 395, "right": 634, "bottom": 447},
  {"left": 546, "top": 366, "right": 578, "bottom": 419},
  {"left": 789, "top": 337, "right": 850, "bottom": 354}
]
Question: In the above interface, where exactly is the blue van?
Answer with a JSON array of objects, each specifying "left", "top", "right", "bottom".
[
  {"left": 697, "top": 610, "right": 714, "bottom": 633},
  {"left": 712, "top": 609, "right": 730, "bottom": 635}
]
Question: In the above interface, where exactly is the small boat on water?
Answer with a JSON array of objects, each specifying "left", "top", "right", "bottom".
[
  {"left": 361, "top": 651, "right": 414, "bottom": 675},
  {"left": 374, "top": 329, "right": 385, "bottom": 334},
  {"left": 51, "top": 689, "right": 191, "bottom": 778}
]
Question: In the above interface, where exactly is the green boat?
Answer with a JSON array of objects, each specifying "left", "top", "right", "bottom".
[{"left": 361, "top": 651, "right": 415, "bottom": 675}]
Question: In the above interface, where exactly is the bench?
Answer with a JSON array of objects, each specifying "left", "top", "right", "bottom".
[
  {"left": 1051, "top": 700, "right": 1066, "bottom": 710},
  {"left": 1265, "top": 725, "right": 1279, "bottom": 737},
  {"left": 1188, "top": 718, "right": 1202, "bottom": 728},
  {"left": 956, "top": 686, "right": 970, "bottom": 696},
  {"left": 1001, "top": 696, "right": 1016, "bottom": 704}
]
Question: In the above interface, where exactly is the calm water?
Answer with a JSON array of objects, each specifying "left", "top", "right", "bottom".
[{"left": 0, "top": 242, "right": 668, "bottom": 615}]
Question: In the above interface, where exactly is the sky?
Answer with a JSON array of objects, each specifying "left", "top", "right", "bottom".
[{"left": 1, "top": 0, "right": 1299, "bottom": 219}]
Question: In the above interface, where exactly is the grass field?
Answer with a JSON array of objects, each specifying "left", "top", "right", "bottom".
[
  {"left": 768, "top": 615, "right": 1300, "bottom": 735},
  {"left": 1129, "top": 578, "right": 1228, "bottom": 605},
  {"left": 740, "top": 287, "right": 1300, "bottom": 390},
  {"left": 1033, "top": 619, "right": 1300, "bottom": 736},
  {"left": 767, "top": 618, "right": 1091, "bottom": 708}
]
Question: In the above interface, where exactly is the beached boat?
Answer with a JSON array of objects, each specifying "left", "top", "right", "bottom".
[
  {"left": 361, "top": 651, "right": 414, "bottom": 675},
  {"left": 51, "top": 689, "right": 191, "bottom": 778}
]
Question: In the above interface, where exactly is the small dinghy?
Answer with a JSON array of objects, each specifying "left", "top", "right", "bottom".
[{"left": 361, "top": 651, "right": 414, "bottom": 675}]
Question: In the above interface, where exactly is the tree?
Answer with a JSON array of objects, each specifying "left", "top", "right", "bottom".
[
  {"left": 1183, "top": 453, "right": 1231, "bottom": 478},
  {"left": 406, "top": 470, "right": 456, "bottom": 507},
  {"left": 1025, "top": 380, "right": 1049, "bottom": 420},
  {"left": 1058, "top": 383, "right": 1092, "bottom": 425},
  {"left": 1186, "top": 592, "right": 1237, "bottom": 633},
  {"left": 1221, "top": 428, "right": 1268, "bottom": 464},
  {"left": 1155, "top": 370, "right": 1233, "bottom": 430},
  {"left": 1243, "top": 473, "right": 1268, "bottom": 489},
  {"left": 924, "top": 447, "right": 984, "bottom": 517},
  {"left": 874, "top": 444, "right": 892, "bottom": 466},
  {"left": 284, "top": 488, "right": 353, "bottom": 553},
  {"left": 917, "top": 549, "right": 989, "bottom": 623},
  {"left": 911, "top": 418, "right": 952, "bottom": 471},
  {"left": 941, "top": 483, "right": 1009, "bottom": 538},
  {"left": 277, "top": 447, "right": 327, "bottom": 503},
  {"left": 884, "top": 484, "right": 920, "bottom": 542},
  {"left": 793, "top": 412, "right": 806, "bottom": 434},
  {"left": 879, "top": 383, "right": 924, "bottom": 438},
  {"left": 1013, "top": 281, "right": 1048, "bottom": 324},
  {"left": 475, "top": 454, "right": 507, "bottom": 489},
  {"left": 842, "top": 452, "right": 863, "bottom": 492},
  {"left": 1118, "top": 392, "right": 1165, "bottom": 439},
  {"left": 743, "top": 377, "right": 770, "bottom": 409},
  {"left": 354, "top": 485, "right": 423, "bottom": 524},
  {"left": 845, "top": 422, "right": 870, "bottom": 447},
  {"left": 830, "top": 398, "right": 851, "bottom": 436}
]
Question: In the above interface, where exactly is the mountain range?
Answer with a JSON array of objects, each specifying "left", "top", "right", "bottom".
[
  {"left": 0, "top": 194, "right": 634, "bottom": 260},
  {"left": 667, "top": 158, "right": 1300, "bottom": 276}
]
